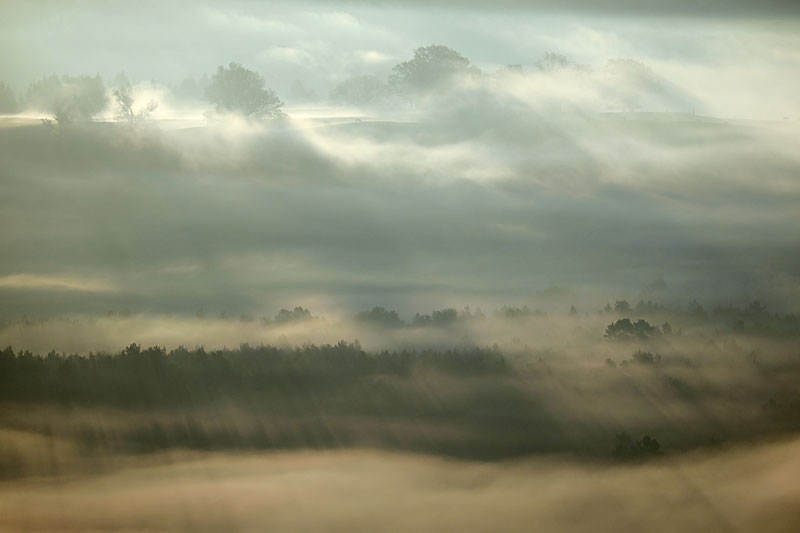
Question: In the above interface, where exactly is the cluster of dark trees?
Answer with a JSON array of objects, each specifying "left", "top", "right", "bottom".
[
  {"left": 0, "top": 342, "right": 508, "bottom": 408},
  {"left": 273, "top": 306, "right": 313, "bottom": 323},
  {"left": 356, "top": 306, "right": 467, "bottom": 328},
  {"left": 355, "top": 306, "right": 467, "bottom": 328},
  {"left": 604, "top": 350, "right": 663, "bottom": 369},
  {"left": 204, "top": 62, "right": 284, "bottom": 118},
  {"left": 356, "top": 305, "right": 550, "bottom": 328},
  {"left": 612, "top": 432, "right": 663, "bottom": 461},
  {"left": 179, "top": 306, "right": 315, "bottom": 324},
  {"left": 604, "top": 318, "right": 669, "bottom": 340},
  {"left": 602, "top": 298, "right": 800, "bottom": 338}
]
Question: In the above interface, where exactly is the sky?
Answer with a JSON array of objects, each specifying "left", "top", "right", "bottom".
[{"left": 0, "top": 0, "right": 799, "bottom": 320}]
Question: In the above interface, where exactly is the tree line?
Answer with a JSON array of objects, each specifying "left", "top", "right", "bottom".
[
  {"left": 0, "top": 342, "right": 508, "bottom": 408},
  {"left": 0, "top": 45, "right": 589, "bottom": 123}
]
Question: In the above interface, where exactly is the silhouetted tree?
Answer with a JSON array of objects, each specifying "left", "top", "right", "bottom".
[
  {"left": 356, "top": 307, "right": 405, "bottom": 328},
  {"left": 631, "top": 350, "right": 661, "bottom": 365},
  {"left": 614, "top": 300, "right": 631, "bottom": 313},
  {"left": 431, "top": 308, "right": 459, "bottom": 327},
  {"left": 205, "top": 62, "right": 284, "bottom": 118},
  {"left": 274, "top": 306, "right": 312, "bottom": 323},
  {"left": 613, "top": 432, "right": 663, "bottom": 461},
  {"left": 605, "top": 318, "right": 660, "bottom": 340}
]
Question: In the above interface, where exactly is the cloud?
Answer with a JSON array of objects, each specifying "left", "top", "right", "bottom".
[{"left": 355, "top": 49, "right": 391, "bottom": 64}]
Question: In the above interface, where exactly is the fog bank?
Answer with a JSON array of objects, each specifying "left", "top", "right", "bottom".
[{"left": 2, "top": 439, "right": 799, "bottom": 532}]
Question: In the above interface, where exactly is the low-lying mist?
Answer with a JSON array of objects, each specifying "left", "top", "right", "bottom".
[{"left": 2, "top": 441, "right": 800, "bottom": 532}]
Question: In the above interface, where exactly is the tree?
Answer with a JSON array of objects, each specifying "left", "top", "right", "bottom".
[
  {"left": 498, "top": 305, "right": 543, "bottom": 318},
  {"left": 431, "top": 308, "right": 459, "bottom": 327},
  {"left": 25, "top": 74, "right": 107, "bottom": 124},
  {"left": 205, "top": 62, "right": 284, "bottom": 119},
  {"left": 614, "top": 300, "right": 631, "bottom": 313},
  {"left": 356, "top": 307, "right": 405, "bottom": 328},
  {"left": 613, "top": 432, "right": 663, "bottom": 461},
  {"left": 605, "top": 318, "right": 661, "bottom": 340},
  {"left": 274, "top": 306, "right": 312, "bottom": 324},
  {"left": 389, "top": 45, "right": 477, "bottom": 93},
  {"left": 631, "top": 350, "right": 661, "bottom": 365},
  {"left": 112, "top": 74, "right": 157, "bottom": 125}
]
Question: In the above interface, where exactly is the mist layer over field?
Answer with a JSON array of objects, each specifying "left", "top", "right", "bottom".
[{"left": 3, "top": 441, "right": 800, "bottom": 533}]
